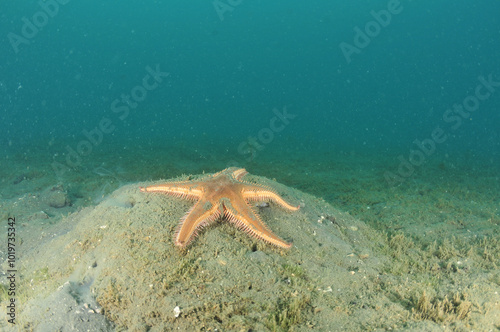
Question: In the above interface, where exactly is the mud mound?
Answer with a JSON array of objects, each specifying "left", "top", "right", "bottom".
[{"left": 17, "top": 172, "right": 399, "bottom": 330}]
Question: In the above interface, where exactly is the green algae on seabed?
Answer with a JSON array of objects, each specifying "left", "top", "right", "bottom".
[{"left": 6, "top": 170, "right": 500, "bottom": 331}]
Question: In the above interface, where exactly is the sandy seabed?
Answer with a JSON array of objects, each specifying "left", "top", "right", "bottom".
[{"left": 0, "top": 143, "right": 499, "bottom": 331}]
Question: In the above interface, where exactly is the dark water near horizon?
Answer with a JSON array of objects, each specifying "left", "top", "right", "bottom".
[{"left": 1, "top": 0, "right": 499, "bottom": 169}]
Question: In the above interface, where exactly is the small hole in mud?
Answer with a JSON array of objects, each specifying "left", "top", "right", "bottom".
[{"left": 126, "top": 198, "right": 136, "bottom": 208}]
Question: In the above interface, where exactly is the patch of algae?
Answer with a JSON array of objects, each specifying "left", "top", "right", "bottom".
[
  {"left": 412, "top": 291, "right": 472, "bottom": 323},
  {"left": 376, "top": 231, "right": 499, "bottom": 329},
  {"left": 265, "top": 263, "right": 312, "bottom": 331},
  {"left": 0, "top": 285, "right": 8, "bottom": 302}
]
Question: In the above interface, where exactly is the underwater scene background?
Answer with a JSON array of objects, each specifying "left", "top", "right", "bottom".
[{"left": 1, "top": 0, "right": 499, "bottom": 330}]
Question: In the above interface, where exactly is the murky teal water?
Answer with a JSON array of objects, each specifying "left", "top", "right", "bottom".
[{"left": 2, "top": 1, "right": 499, "bottom": 174}]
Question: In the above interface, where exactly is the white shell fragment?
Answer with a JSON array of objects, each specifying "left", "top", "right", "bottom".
[{"left": 174, "top": 306, "right": 181, "bottom": 318}]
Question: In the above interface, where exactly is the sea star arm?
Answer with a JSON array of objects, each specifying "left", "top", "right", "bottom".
[
  {"left": 224, "top": 197, "right": 292, "bottom": 249},
  {"left": 242, "top": 187, "right": 300, "bottom": 211},
  {"left": 175, "top": 200, "right": 221, "bottom": 247},
  {"left": 231, "top": 168, "right": 248, "bottom": 180},
  {"left": 140, "top": 182, "right": 203, "bottom": 200}
]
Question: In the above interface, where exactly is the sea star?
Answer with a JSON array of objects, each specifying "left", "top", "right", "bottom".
[{"left": 140, "top": 167, "right": 299, "bottom": 249}]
